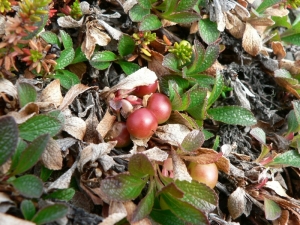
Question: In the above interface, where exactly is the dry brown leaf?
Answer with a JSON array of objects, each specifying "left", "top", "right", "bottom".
[
  {"left": 79, "top": 184, "right": 103, "bottom": 205},
  {"left": 7, "top": 102, "right": 38, "bottom": 124},
  {"left": 96, "top": 110, "right": 116, "bottom": 138},
  {"left": 142, "top": 147, "right": 168, "bottom": 162},
  {"left": 101, "top": 67, "right": 157, "bottom": 98},
  {"left": 41, "top": 138, "right": 63, "bottom": 170},
  {"left": 97, "top": 20, "right": 123, "bottom": 40},
  {"left": 272, "top": 209, "right": 289, "bottom": 225},
  {"left": 233, "top": 1, "right": 250, "bottom": 20},
  {"left": 63, "top": 116, "right": 87, "bottom": 140},
  {"left": 247, "top": 17, "right": 275, "bottom": 27},
  {"left": 242, "top": 23, "right": 262, "bottom": 56},
  {"left": 271, "top": 41, "right": 286, "bottom": 61},
  {"left": 0, "top": 78, "right": 18, "bottom": 113},
  {"left": 99, "top": 201, "right": 127, "bottom": 225},
  {"left": 0, "top": 192, "right": 15, "bottom": 213},
  {"left": 124, "top": 201, "right": 152, "bottom": 225},
  {"left": 204, "top": 60, "right": 224, "bottom": 76},
  {"left": 57, "top": 16, "right": 84, "bottom": 28},
  {"left": 59, "top": 84, "right": 94, "bottom": 110},
  {"left": 182, "top": 152, "right": 223, "bottom": 165},
  {"left": 171, "top": 150, "right": 192, "bottom": 182},
  {"left": 155, "top": 124, "right": 190, "bottom": 146},
  {"left": 265, "top": 181, "right": 288, "bottom": 198},
  {"left": 84, "top": 108, "right": 100, "bottom": 143},
  {"left": 264, "top": 7, "right": 289, "bottom": 17},
  {"left": 81, "top": 20, "right": 111, "bottom": 60},
  {"left": 122, "top": 0, "right": 137, "bottom": 13},
  {"left": 280, "top": 59, "right": 300, "bottom": 75},
  {"left": 228, "top": 187, "right": 251, "bottom": 219},
  {"left": 68, "top": 62, "right": 86, "bottom": 81},
  {"left": 78, "top": 142, "right": 116, "bottom": 172},
  {"left": 0, "top": 213, "right": 35, "bottom": 225},
  {"left": 46, "top": 160, "right": 78, "bottom": 191},
  {"left": 226, "top": 12, "right": 245, "bottom": 39},
  {"left": 38, "top": 79, "right": 63, "bottom": 107},
  {"left": 148, "top": 51, "right": 170, "bottom": 78}
]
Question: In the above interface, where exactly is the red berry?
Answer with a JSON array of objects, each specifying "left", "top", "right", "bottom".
[
  {"left": 126, "top": 108, "right": 158, "bottom": 139},
  {"left": 147, "top": 93, "right": 172, "bottom": 124},
  {"left": 105, "top": 121, "right": 131, "bottom": 148},
  {"left": 188, "top": 162, "right": 218, "bottom": 188},
  {"left": 132, "top": 80, "right": 158, "bottom": 98}
]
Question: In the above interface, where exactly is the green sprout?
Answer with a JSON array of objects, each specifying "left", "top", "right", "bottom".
[
  {"left": 287, "top": 0, "right": 300, "bottom": 8},
  {"left": 0, "top": 0, "right": 11, "bottom": 13},
  {"left": 132, "top": 31, "right": 156, "bottom": 46},
  {"left": 168, "top": 40, "right": 193, "bottom": 66},
  {"left": 29, "top": 49, "right": 43, "bottom": 62},
  {"left": 70, "top": 0, "right": 83, "bottom": 20}
]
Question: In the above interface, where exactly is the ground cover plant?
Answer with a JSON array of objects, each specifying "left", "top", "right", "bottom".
[{"left": 1, "top": 0, "right": 300, "bottom": 224}]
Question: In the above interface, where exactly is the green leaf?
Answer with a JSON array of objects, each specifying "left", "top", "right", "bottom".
[
  {"left": 19, "top": 115, "right": 62, "bottom": 141},
  {"left": 250, "top": 127, "right": 266, "bottom": 145},
  {"left": 162, "top": 53, "right": 180, "bottom": 72},
  {"left": 160, "top": 193, "right": 209, "bottom": 224},
  {"left": 158, "top": 182, "right": 184, "bottom": 198},
  {"left": 9, "top": 175, "right": 43, "bottom": 198},
  {"left": 44, "top": 188, "right": 75, "bottom": 201},
  {"left": 271, "top": 15, "right": 291, "bottom": 29},
  {"left": 54, "top": 70, "right": 80, "bottom": 89},
  {"left": 129, "top": 4, "right": 150, "bottom": 22},
  {"left": 100, "top": 174, "right": 147, "bottom": 201},
  {"left": 268, "top": 150, "right": 300, "bottom": 167},
  {"left": 186, "top": 86, "right": 208, "bottom": 120},
  {"left": 187, "top": 74, "right": 215, "bottom": 88},
  {"left": 91, "top": 51, "right": 117, "bottom": 62},
  {"left": 129, "top": 153, "right": 155, "bottom": 178},
  {"left": 137, "top": 0, "right": 152, "bottom": 9},
  {"left": 90, "top": 61, "right": 111, "bottom": 70},
  {"left": 256, "top": 0, "right": 281, "bottom": 13},
  {"left": 198, "top": 19, "right": 220, "bottom": 44},
  {"left": 21, "top": 200, "right": 36, "bottom": 220},
  {"left": 181, "top": 130, "right": 205, "bottom": 152},
  {"left": 163, "top": 12, "right": 199, "bottom": 24},
  {"left": 150, "top": 208, "right": 185, "bottom": 225},
  {"left": 175, "top": 180, "right": 218, "bottom": 212},
  {"left": 24, "top": 10, "right": 48, "bottom": 40},
  {"left": 17, "top": 83, "right": 37, "bottom": 107},
  {"left": 282, "top": 34, "right": 300, "bottom": 46},
  {"left": 287, "top": 110, "right": 299, "bottom": 133},
  {"left": 31, "top": 204, "right": 68, "bottom": 225},
  {"left": 55, "top": 48, "right": 75, "bottom": 70},
  {"left": 207, "top": 106, "right": 257, "bottom": 126},
  {"left": 195, "top": 44, "right": 219, "bottom": 73},
  {"left": 176, "top": 0, "right": 198, "bottom": 12},
  {"left": 131, "top": 181, "right": 155, "bottom": 223},
  {"left": 264, "top": 197, "right": 281, "bottom": 220},
  {"left": 118, "top": 35, "right": 136, "bottom": 57},
  {"left": 0, "top": 116, "right": 18, "bottom": 166},
  {"left": 40, "top": 31, "right": 60, "bottom": 47},
  {"left": 47, "top": 110, "right": 65, "bottom": 124},
  {"left": 71, "top": 47, "right": 87, "bottom": 64},
  {"left": 10, "top": 138, "right": 27, "bottom": 172},
  {"left": 186, "top": 40, "right": 205, "bottom": 75},
  {"left": 207, "top": 71, "right": 223, "bottom": 109},
  {"left": 118, "top": 61, "right": 140, "bottom": 75},
  {"left": 161, "top": 75, "right": 189, "bottom": 95},
  {"left": 40, "top": 166, "right": 53, "bottom": 182},
  {"left": 12, "top": 134, "right": 50, "bottom": 175},
  {"left": 139, "top": 14, "right": 162, "bottom": 31},
  {"left": 60, "top": 30, "right": 73, "bottom": 49},
  {"left": 169, "top": 80, "right": 190, "bottom": 111}
]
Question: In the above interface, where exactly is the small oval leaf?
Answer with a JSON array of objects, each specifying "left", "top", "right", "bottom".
[
  {"left": 31, "top": 204, "right": 68, "bottom": 225},
  {"left": 10, "top": 175, "right": 43, "bottom": 198}
]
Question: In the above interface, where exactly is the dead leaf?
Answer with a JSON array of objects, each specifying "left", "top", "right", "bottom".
[
  {"left": 181, "top": 152, "right": 223, "bottom": 165},
  {"left": 82, "top": 20, "right": 111, "bottom": 60},
  {"left": 124, "top": 201, "right": 152, "bottom": 225},
  {"left": 63, "top": 116, "right": 87, "bottom": 140},
  {"left": 38, "top": 79, "right": 63, "bottom": 107},
  {"left": 101, "top": 67, "right": 157, "bottom": 98},
  {"left": 271, "top": 41, "right": 286, "bottom": 61},
  {"left": 46, "top": 159, "right": 78, "bottom": 192},
  {"left": 122, "top": 0, "right": 137, "bottom": 13},
  {"left": 0, "top": 213, "right": 35, "bottom": 225},
  {"left": 247, "top": 17, "right": 275, "bottom": 27},
  {"left": 265, "top": 181, "right": 288, "bottom": 198},
  {"left": 0, "top": 78, "right": 18, "bottom": 113},
  {"left": 228, "top": 187, "right": 252, "bottom": 219},
  {"left": 96, "top": 110, "right": 116, "bottom": 138},
  {"left": 155, "top": 124, "right": 190, "bottom": 146},
  {"left": 57, "top": 16, "right": 84, "bottom": 28},
  {"left": 279, "top": 59, "right": 300, "bottom": 75},
  {"left": 171, "top": 150, "right": 192, "bottom": 182},
  {"left": 84, "top": 108, "right": 100, "bottom": 143},
  {"left": 142, "top": 147, "right": 168, "bottom": 162},
  {"left": 264, "top": 7, "right": 289, "bottom": 17},
  {"left": 41, "top": 137, "right": 63, "bottom": 170},
  {"left": 148, "top": 51, "right": 170, "bottom": 77},
  {"left": 99, "top": 201, "right": 127, "bottom": 225},
  {"left": 97, "top": 20, "right": 123, "bottom": 40},
  {"left": 0, "top": 192, "right": 15, "bottom": 213},
  {"left": 226, "top": 12, "right": 245, "bottom": 39},
  {"left": 68, "top": 62, "right": 86, "bottom": 81},
  {"left": 7, "top": 102, "right": 38, "bottom": 124},
  {"left": 78, "top": 142, "right": 116, "bottom": 172},
  {"left": 242, "top": 23, "right": 262, "bottom": 56},
  {"left": 59, "top": 84, "right": 94, "bottom": 110},
  {"left": 273, "top": 209, "right": 289, "bottom": 225}
]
